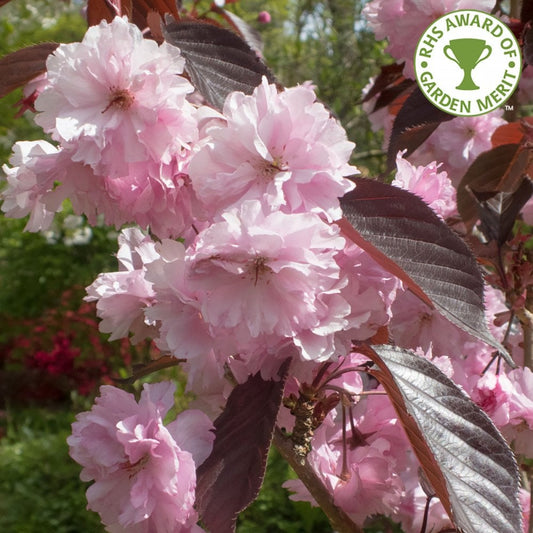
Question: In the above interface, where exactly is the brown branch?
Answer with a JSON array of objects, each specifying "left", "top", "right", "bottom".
[
  {"left": 523, "top": 252, "right": 533, "bottom": 371},
  {"left": 529, "top": 477, "right": 533, "bottom": 533},
  {"left": 510, "top": 0, "right": 521, "bottom": 19},
  {"left": 273, "top": 427, "right": 363, "bottom": 533}
]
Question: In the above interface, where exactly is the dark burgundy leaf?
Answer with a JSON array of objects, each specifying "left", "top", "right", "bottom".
[
  {"left": 340, "top": 178, "right": 513, "bottom": 365},
  {"left": 472, "top": 177, "right": 533, "bottom": 245},
  {"left": 163, "top": 18, "right": 276, "bottom": 110},
  {"left": 196, "top": 356, "right": 292, "bottom": 533},
  {"left": 457, "top": 144, "right": 532, "bottom": 230},
  {"left": 213, "top": 7, "right": 264, "bottom": 54},
  {"left": 491, "top": 119, "right": 533, "bottom": 146},
  {"left": 336, "top": 216, "right": 433, "bottom": 308},
  {"left": 363, "top": 344, "right": 522, "bottom": 533},
  {"left": 522, "top": 0, "right": 533, "bottom": 24},
  {"left": 147, "top": 11, "right": 165, "bottom": 42},
  {"left": 87, "top": 0, "right": 180, "bottom": 28},
  {"left": 372, "top": 78, "right": 414, "bottom": 113},
  {"left": 361, "top": 62, "right": 406, "bottom": 103},
  {"left": 523, "top": 22, "right": 533, "bottom": 65},
  {"left": 140, "top": 0, "right": 179, "bottom": 21},
  {"left": 87, "top": 0, "right": 116, "bottom": 25},
  {"left": 0, "top": 43, "right": 58, "bottom": 99},
  {"left": 386, "top": 86, "right": 454, "bottom": 172}
]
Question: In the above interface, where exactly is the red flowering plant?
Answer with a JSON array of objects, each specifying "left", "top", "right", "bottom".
[{"left": 1, "top": 287, "right": 158, "bottom": 405}]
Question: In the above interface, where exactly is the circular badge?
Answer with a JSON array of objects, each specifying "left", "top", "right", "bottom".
[{"left": 414, "top": 10, "right": 521, "bottom": 117}]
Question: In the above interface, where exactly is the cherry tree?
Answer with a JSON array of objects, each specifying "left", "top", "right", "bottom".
[{"left": 0, "top": 0, "right": 531, "bottom": 532}]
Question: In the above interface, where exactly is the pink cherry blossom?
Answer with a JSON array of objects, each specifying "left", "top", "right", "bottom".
[
  {"left": 393, "top": 151, "right": 457, "bottom": 219},
  {"left": 185, "top": 200, "right": 349, "bottom": 361},
  {"left": 188, "top": 78, "right": 356, "bottom": 222},
  {"left": 363, "top": 0, "right": 495, "bottom": 78},
  {"left": 507, "top": 367, "right": 533, "bottom": 428},
  {"left": 504, "top": 368, "right": 533, "bottom": 457},
  {"left": 143, "top": 238, "right": 215, "bottom": 358},
  {"left": 4, "top": 139, "right": 205, "bottom": 240},
  {"left": 396, "top": 464, "right": 453, "bottom": 533},
  {"left": 35, "top": 16, "right": 197, "bottom": 179},
  {"left": 284, "top": 423, "right": 405, "bottom": 523},
  {"left": 389, "top": 289, "right": 471, "bottom": 356},
  {"left": 459, "top": 365, "right": 533, "bottom": 457},
  {"left": 68, "top": 382, "right": 214, "bottom": 532},
  {"left": 102, "top": 157, "right": 206, "bottom": 240},
  {"left": 410, "top": 110, "right": 507, "bottom": 185},
  {"left": 1, "top": 140, "right": 59, "bottom": 231},
  {"left": 522, "top": 197, "right": 533, "bottom": 226},
  {"left": 1, "top": 138, "right": 127, "bottom": 230},
  {"left": 334, "top": 242, "right": 400, "bottom": 346},
  {"left": 85, "top": 228, "right": 158, "bottom": 342},
  {"left": 471, "top": 371, "right": 514, "bottom": 428}
]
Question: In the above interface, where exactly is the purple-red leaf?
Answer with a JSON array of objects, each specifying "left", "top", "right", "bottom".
[
  {"left": 340, "top": 178, "right": 512, "bottom": 364},
  {"left": 337, "top": 216, "right": 432, "bottom": 309},
  {"left": 0, "top": 43, "right": 58, "bottom": 99},
  {"left": 195, "top": 356, "right": 291, "bottom": 533},
  {"left": 491, "top": 118, "right": 533, "bottom": 146},
  {"left": 163, "top": 18, "right": 276, "bottom": 110},
  {"left": 372, "top": 78, "right": 413, "bottom": 113},
  {"left": 457, "top": 143, "right": 533, "bottom": 230},
  {"left": 524, "top": 22, "right": 533, "bottom": 65},
  {"left": 522, "top": 1, "right": 533, "bottom": 25},
  {"left": 213, "top": 7, "right": 264, "bottom": 55},
  {"left": 87, "top": 0, "right": 119, "bottom": 25},
  {"left": 361, "top": 62, "right": 406, "bottom": 104},
  {"left": 386, "top": 86, "right": 454, "bottom": 171},
  {"left": 472, "top": 177, "right": 533, "bottom": 245},
  {"left": 86, "top": 0, "right": 178, "bottom": 28},
  {"left": 363, "top": 344, "right": 522, "bottom": 533}
]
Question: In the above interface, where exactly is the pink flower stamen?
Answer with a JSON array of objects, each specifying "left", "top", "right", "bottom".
[
  {"left": 124, "top": 453, "right": 150, "bottom": 479},
  {"left": 250, "top": 255, "right": 272, "bottom": 285},
  {"left": 256, "top": 156, "right": 287, "bottom": 179},
  {"left": 102, "top": 88, "right": 135, "bottom": 114}
]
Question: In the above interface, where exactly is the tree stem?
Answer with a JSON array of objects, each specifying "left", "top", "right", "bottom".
[
  {"left": 273, "top": 427, "right": 363, "bottom": 533},
  {"left": 524, "top": 270, "right": 533, "bottom": 370},
  {"left": 510, "top": 0, "right": 521, "bottom": 19},
  {"left": 529, "top": 479, "right": 533, "bottom": 533}
]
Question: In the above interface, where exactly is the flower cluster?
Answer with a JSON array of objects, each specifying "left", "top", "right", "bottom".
[
  {"left": 2, "top": 8, "right": 532, "bottom": 533},
  {"left": 68, "top": 382, "right": 214, "bottom": 532},
  {"left": 2, "top": 16, "right": 406, "bottom": 529},
  {"left": 2, "top": 16, "right": 200, "bottom": 238},
  {"left": 65, "top": 23, "right": 403, "bottom": 391}
]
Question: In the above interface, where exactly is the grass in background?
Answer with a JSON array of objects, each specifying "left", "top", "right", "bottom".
[{"left": 0, "top": 407, "right": 104, "bottom": 533}]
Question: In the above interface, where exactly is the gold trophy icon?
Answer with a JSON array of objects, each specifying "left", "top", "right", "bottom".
[{"left": 443, "top": 38, "right": 492, "bottom": 90}]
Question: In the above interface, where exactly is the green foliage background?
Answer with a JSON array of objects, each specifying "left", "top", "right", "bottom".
[{"left": 0, "top": 1, "right": 399, "bottom": 532}]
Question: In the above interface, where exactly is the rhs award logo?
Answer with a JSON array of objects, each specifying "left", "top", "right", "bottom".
[{"left": 414, "top": 10, "right": 521, "bottom": 117}]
